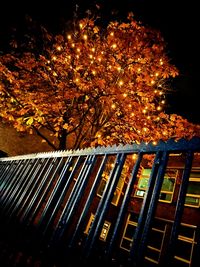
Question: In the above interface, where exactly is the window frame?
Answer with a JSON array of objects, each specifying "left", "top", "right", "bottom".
[
  {"left": 120, "top": 213, "right": 137, "bottom": 252},
  {"left": 174, "top": 223, "right": 197, "bottom": 266},
  {"left": 184, "top": 169, "right": 200, "bottom": 208},
  {"left": 97, "top": 162, "right": 128, "bottom": 206},
  {"left": 84, "top": 213, "right": 111, "bottom": 242},
  {"left": 134, "top": 168, "right": 177, "bottom": 203},
  {"left": 120, "top": 214, "right": 167, "bottom": 265}
]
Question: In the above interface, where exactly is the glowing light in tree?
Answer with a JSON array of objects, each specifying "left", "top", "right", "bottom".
[{"left": 0, "top": 14, "right": 199, "bottom": 150}]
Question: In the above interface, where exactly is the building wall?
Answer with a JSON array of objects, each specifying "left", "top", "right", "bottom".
[{"left": 0, "top": 122, "right": 55, "bottom": 156}]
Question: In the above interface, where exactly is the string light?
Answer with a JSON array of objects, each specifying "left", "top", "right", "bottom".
[
  {"left": 4, "top": 16, "right": 180, "bottom": 148},
  {"left": 119, "top": 80, "right": 123, "bottom": 86},
  {"left": 111, "top": 104, "right": 116, "bottom": 109},
  {"left": 132, "top": 154, "right": 137, "bottom": 160},
  {"left": 157, "top": 106, "right": 162, "bottom": 111}
]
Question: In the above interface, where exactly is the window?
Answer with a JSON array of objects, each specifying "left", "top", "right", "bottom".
[
  {"left": 134, "top": 169, "right": 150, "bottom": 198},
  {"left": 84, "top": 213, "right": 111, "bottom": 241},
  {"left": 97, "top": 159, "right": 128, "bottom": 206},
  {"left": 159, "top": 169, "right": 177, "bottom": 202},
  {"left": 100, "top": 221, "right": 110, "bottom": 241},
  {"left": 120, "top": 213, "right": 137, "bottom": 251},
  {"left": 174, "top": 223, "right": 197, "bottom": 267},
  {"left": 134, "top": 168, "right": 177, "bottom": 203},
  {"left": 185, "top": 170, "right": 200, "bottom": 208},
  {"left": 120, "top": 214, "right": 167, "bottom": 265},
  {"left": 145, "top": 220, "right": 167, "bottom": 264}
]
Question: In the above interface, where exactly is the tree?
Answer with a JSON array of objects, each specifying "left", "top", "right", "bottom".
[{"left": 0, "top": 14, "right": 199, "bottom": 150}]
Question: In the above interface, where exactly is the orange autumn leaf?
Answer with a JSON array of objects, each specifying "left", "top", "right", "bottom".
[{"left": 0, "top": 14, "right": 199, "bottom": 151}]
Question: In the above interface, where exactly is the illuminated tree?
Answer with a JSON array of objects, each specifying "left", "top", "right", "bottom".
[{"left": 0, "top": 14, "right": 199, "bottom": 150}]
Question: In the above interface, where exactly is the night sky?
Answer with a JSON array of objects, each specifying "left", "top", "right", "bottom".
[{"left": 0, "top": 0, "right": 199, "bottom": 124}]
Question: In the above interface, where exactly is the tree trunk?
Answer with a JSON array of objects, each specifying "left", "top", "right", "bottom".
[{"left": 58, "top": 128, "right": 67, "bottom": 150}]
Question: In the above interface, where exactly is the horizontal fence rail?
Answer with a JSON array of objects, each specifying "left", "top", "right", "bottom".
[{"left": 0, "top": 137, "right": 200, "bottom": 267}]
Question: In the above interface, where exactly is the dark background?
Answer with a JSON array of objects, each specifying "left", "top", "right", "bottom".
[{"left": 0, "top": 0, "right": 199, "bottom": 123}]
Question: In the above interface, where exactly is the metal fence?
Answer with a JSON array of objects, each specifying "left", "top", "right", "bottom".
[{"left": 0, "top": 137, "right": 200, "bottom": 267}]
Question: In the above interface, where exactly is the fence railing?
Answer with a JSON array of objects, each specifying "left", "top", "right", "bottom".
[{"left": 0, "top": 137, "right": 200, "bottom": 267}]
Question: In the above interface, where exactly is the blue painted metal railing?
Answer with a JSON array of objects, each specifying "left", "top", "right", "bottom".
[{"left": 0, "top": 137, "right": 200, "bottom": 267}]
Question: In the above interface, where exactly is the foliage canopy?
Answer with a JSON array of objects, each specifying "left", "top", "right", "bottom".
[{"left": 0, "top": 14, "right": 199, "bottom": 150}]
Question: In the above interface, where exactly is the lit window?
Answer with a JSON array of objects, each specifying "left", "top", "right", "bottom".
[
  {"left": 134, "top": 168, "right": 177, "bottom": 203},
  {"left": 159, "top": 169, "right": 177, "bottom": 202},
  {"left": 185, "top": 170, "right": 200, "bottom": 208},
  {"left": 97, "top": 159, "right": 128, "bottom": 206},
  {"left": 120, "top": 213, "right": 137, "bottom": 251},
  {"left": 84, "top": 213, "right": 111, "bottom": 241},
  {"left": 120, "top": 214, "right": 167, "bottom": 265},
  {"left": 100, "top": 221, "right": 110, "bottom": 241},
  {"left": 145, "top": 220, "right": 167, "bottom": 264},
  {"left": 174, "top": 223, "right": 197, "bottom": 266},
  {"left": 134, "top": 169, "right": 150, "bottom": 198}
]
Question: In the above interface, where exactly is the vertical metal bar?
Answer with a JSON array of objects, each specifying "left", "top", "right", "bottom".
[
  {"left": 16, "top": 158, "right": 51, "bottom": 221},
  {"left": 25, "top": 157, "right": 65, "bottom": 226},
  {"left": 0, "top": 162, "right": 6, "bottom": 177},
  {"left": 4, "top": 159, "right": 37, "bottom": 218},
  {"left": 0, "top": 161, "right": 16, "bottom": 192},
  {"left": 44, "top": 156, "right": 83, "bottom": 242},
  {"left": 83, "top": 153, "right": 126, "bottom": 262},
  {"left": 166, "top": 151, "right": 194, "bottom": 264},
  {"left": 0, "top": 160, "right": 23, "bottom": 199},
  {"left": 6, "top": 158, "right": 42, "bottom": 219},
  {"left": 104, "top": 153, "right": 143, "bottom": 262},
  {"left": 136, "top": 151, "right": 169, "bottom": 264},
  {"left": 37, "top": 156, "right": 73, "bottom": 232},
  {"left": 129, "top": 151, "right": 162, "bottom": 265},
  {"left": 68, "top": 155, "right": 109, "bottom": 250},
  {"left": 0, "top": 159, "right": 31, "bottom": 212},
  {"left": 20, "top": 157, "right": 57, "bottom": 224},
  {"left": 52, "top": 155, "right": 96, "bottom": 244},
  {"left": 0, "top": 161, "right": 11, "bottom": 182}
]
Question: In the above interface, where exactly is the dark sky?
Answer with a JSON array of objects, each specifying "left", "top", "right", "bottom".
[{"left": 0, "top": 0, "right": 199, "bottom": 124}]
